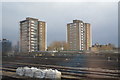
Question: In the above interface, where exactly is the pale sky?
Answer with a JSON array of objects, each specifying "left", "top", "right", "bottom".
[{"left": 1, "top": 2, "right": 118, "bottom": 46}]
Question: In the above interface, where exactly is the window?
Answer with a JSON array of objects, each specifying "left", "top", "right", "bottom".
[
  {"left": 70, "top": 42, "right": 72, "bottom": 43},
  {"left": 40, "top": 28, "right": 42, "bottom": 30},
  {"left": 74, "top": 23, "right": 77, "bottom": 25},
  {"left": 40, "top": 32, "right": 42, "bottom": 34},
  {"left": 40, "top": 30, "right": 43, "bottom": 32}
]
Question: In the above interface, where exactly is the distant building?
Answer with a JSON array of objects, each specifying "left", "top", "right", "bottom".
[
  {"left": 0, "top": 40, "right": 2, "bottom": 54},
  {"left": 2, "top": 39, "right": 12, "bottom": 56},
  {"left": 20, "top": 17, "right": 46, "bottom": 52},
  {"left": 13, "top": 41, "right": 19, "bottom": 53},
  {"left": 67, "top": 20, "right": 92, "bottom": 51},
  {"left": 91, "top": 43, "right": 114, "bottom": 52}
]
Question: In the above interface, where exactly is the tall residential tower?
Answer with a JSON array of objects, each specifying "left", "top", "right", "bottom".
[
  {"left": 20, "top": 17, "right": 46, "bottom": 52},
  {"left": 67, "top": 20, "right": 91, "bottom": 51}
]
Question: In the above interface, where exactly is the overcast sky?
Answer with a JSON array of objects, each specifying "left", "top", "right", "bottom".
[{"left": 1, "top": 2, "right": 118, "bottom": 46}]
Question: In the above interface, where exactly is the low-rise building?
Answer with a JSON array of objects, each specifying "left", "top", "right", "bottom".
[{"left": 91, "top": 43, "right": 114, "bottom": 52}]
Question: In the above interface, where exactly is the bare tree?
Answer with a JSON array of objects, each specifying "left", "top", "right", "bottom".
[{"left": 47, "top": 41, "right": 69, "bottom": 51}]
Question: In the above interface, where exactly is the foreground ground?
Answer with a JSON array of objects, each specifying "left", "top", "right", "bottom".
[{"left": 1, "top": 52, "right": 120, "bottom": 80}]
